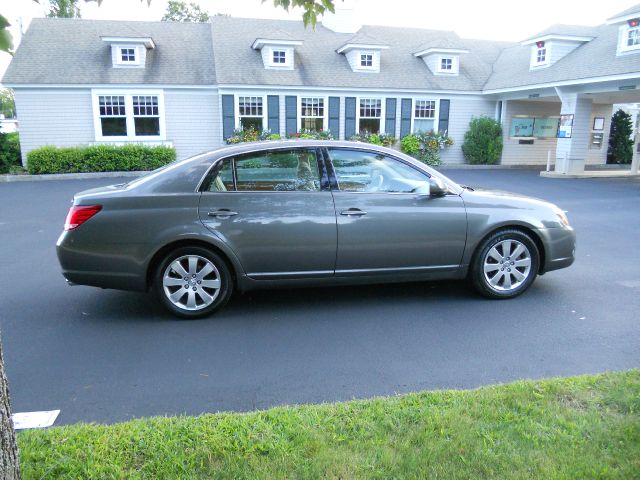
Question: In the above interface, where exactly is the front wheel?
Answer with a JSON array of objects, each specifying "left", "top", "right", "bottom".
[
  {"left": 470, "top": 229, "right": 540, "bottom": 299},
  {"left": 154, "top": 246, "right": 233, "bottom": 319}
]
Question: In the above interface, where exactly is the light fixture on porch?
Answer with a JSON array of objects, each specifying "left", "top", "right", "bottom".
[
  {"left": 536, "top": 41, "right": 545, "bottom": 48},
  {"left": 628, "top": 18, "right": 639, "bottom": 27}
]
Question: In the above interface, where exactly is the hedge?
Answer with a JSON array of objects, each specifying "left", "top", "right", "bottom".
[
  {"left": 26, "top": 144, "right": 176, "bottom": 174},
  {"left": 0, "top": 132, "right": 22, "bottom": 174}
]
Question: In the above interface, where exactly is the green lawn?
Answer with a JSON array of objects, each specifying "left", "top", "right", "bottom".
[{"left": 18, "top": 370, "right": 640, "bottom": 479}]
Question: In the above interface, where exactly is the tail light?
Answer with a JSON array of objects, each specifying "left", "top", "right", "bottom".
[{"left": 64, "top": 205, "right": 102, "bottom": 231}]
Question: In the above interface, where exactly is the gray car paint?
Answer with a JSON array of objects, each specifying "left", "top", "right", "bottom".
[{"left": 56, "top": 140, "right": 575, "bottom": 293}]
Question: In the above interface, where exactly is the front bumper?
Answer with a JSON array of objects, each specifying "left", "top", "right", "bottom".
[{"left": 536, "top": 225, "right": 576, "bottom": 273}]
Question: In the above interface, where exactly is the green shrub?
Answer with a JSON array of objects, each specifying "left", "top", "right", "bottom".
[
  {"left": 607, "top": 109, "right": 634, "bottom": 164},
  {"left": 0, "top": 132, "right": 22, "bottom": 174},
  {"left": 349, "top": 131, "right": 396, "bottom": 147},
  {"left": 461, "top": 116, "right": 503, "bottom": 165},
  {"left": 287, "top": 128, "right": 335, "bottom": 140},
  {"left": 26, "top": 144, "right": 176, "bottom": 174},
  {"left": 400, "top": 131, "right": 453, "bottom": 166}
]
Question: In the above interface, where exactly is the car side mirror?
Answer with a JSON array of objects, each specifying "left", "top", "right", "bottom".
[{"left": 427, "top": 177, "right": 448, "bottom": 197}]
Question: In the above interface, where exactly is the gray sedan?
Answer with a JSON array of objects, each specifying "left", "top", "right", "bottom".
[{"left": 57, "top": 140, "right": 575, "bottom": 318}]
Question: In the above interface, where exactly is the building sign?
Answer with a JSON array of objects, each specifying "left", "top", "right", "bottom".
[
  {"left": 510, "top": 117, "right": 534, "bottom": 137},
  {"left": 533, "top": 117, "right": 559, "bottom": 138},
  {"left": 558, "top": 114, "right": 574, "bottom": 138}
]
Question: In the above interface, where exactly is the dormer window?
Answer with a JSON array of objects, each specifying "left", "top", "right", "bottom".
[
  {"left": 252, "top": 37, "right": 302, "bottom": 70},
  {"left": 627, "top": 24, "right": 640, "bottom": 47},
  {"left": 529, "top": 41, "right": 550, "bottom": 68},
  {"left": 360, "top": 54, "right": 373, "bottom": 67},
  {"left": 414, "top": 47, "right": 467, "bottom": 76},
  {"left": 102, "top": 36, "right": 154, "bottom": 69},
  {"left": 120, "top": 48, "right": 136, "bottom": 63},
  {"left": 336, "top": 39, "right": 389, "bottom": 73},
  {"left": 272, "top": 50, "right": 286, "bottom": 64}
]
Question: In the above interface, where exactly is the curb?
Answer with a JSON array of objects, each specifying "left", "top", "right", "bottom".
[
  {"left": 437, "top": 164, "right": 545, "bottom": 170},
  {"left": 540, "top": 171, "right": 640, "bottom": 179},
  {"left": 0, "top": 171, "right": 146, "bottom": 183}
]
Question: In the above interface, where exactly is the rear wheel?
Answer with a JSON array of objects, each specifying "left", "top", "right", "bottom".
[
  {"left": 471, "top": 229, "right": 540, "bottom": 299},
  {"left": 154, "top": 246, "right": 232, "bottom": 318}
]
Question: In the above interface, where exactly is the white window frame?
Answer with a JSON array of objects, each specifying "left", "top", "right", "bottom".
[
  {"left": 235, "top": 95, "right": 267, "bottom": 131},
  {"left": 266, "top": 47, "right": 294, "bottom": 69},
  {"left": 272, "top": 50, "right": 287, "bottom": 64},
  {"left": 410, "top": 98, "right": 439, "bottom": 134},
  {"left": 530, "top": 43, "right": 551, "bottom": 68},
  {"left": 360, "top": 53, "right": 373, "bottom": 68},
  {"left": 91, "top": 90, "right": 166, "bottom": 142},
  {"left": 298, "top": 96, "right": 328, "bottom": 132},
  {"left": 618, "top": 24, "right": 640, "bottom": 54},
  {"left": 356, "top": 97, "right": 385, "bottom": 134},
  {"left": 435, "top": 55, "right": 459, "bottom": 75},
  {"left": 440, "top": 57, "right": 453, "bottom": 71},
  {"left": 112, "top": 44, "right": 145, "bottom": 68}
]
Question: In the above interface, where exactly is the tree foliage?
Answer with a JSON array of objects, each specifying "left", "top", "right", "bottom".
[
  {"left": 462, "top": 116, "right": 503, "bottom": 165},
  {"left": 269, "top": 0, "right": 335, "bottom": 26},
  {"left": 47, "top": 0, "right": 81, "bottom": 18},
  {"left": 0, "top": 89, "right": 15, "bottom": 119},
  {"left": 607, "top": 109, "right": 634, "bottom": 164},
  {"left": 161, "top": 1, "right": 209, "bottom": 23}
]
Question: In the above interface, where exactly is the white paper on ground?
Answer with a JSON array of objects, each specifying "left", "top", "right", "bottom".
[{"left": 12, "top": 410, "right": 60, "bottom": 430}]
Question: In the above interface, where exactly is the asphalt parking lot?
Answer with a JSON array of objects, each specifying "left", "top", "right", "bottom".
[{"left": 1, "top": 168, "right": 639, "bottom": 425}]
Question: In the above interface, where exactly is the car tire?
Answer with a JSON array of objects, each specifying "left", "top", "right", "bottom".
[
  {"left": 154, "top": 246, "right": 233, "bottom": 319},
  {"left": 470, "top": 229, "right": 540, "bottom": 299}
]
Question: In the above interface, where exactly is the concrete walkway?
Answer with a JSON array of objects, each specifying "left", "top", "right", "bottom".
[{"left": 540, "top": 169, "right": 640, "bottom": 179}]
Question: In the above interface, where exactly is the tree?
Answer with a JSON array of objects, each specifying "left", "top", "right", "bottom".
[
  {"left": 162, "top": 1, "right": 209, "bottom": 22},
  {"left": 607, "top": 109, "right": 634, "bottom": 164},
  {"left": 0, "top": 89, "right": 15, "bottom": 119},
  {"left": 0, "top": 335, "right": 20, "bottom": 480},
  {"left": 47, "top": 0, "right": 81, "bottom": 18}
]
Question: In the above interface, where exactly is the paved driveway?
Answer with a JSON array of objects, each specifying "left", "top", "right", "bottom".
[{"left": 0, "top": 169, "right": 638, "bottom": 425}]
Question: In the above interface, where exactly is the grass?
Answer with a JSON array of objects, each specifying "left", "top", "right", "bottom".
[{"left": 18, "top": 370, "right": 640, "bottom": 479}]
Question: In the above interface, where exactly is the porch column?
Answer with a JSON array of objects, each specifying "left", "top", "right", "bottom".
[{"left": 554, "top": 88, "right": 592, "bottom": 174}]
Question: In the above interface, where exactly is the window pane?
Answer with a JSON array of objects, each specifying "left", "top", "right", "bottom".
[
  {"left": 273, "top": 51, "right": 286, "bottom": 63},
  {"left": 99, "top": 96, "right": 126, "bottom": 116},
  {"left": 134, "top": 117, "right": 160, "bottom": 136},
  {"left": 415, "top": 100, "right": 435, "bottom": 118},
  {"left": 413, "top": 119, "right": 434, "bottom": 133},
  {"left": 359, "top": 118, "right": 380, "bottom": 134},
  {"left": 359, "top": 98, "right": 382, "bottom": 118},
  {"left": 101, "top": 117, "right": 127, "bottom": 136},
  {"left": 235, "top": 150, "right": 320, "bottom": 192},
  {"left": 302, "top": 117, "right": 324, "bottom": 131},
  {"left": 628, "top": 28, "right": 640, "bottom": 46},
  {"left": 328, "top": 149, "right": 428, "bottom": 193},
  {"left": 240, "top": 117, "right": 263, "bottom": 131},
  {"left": 209, "top": 160, "right": 234, "bottom": 192}
]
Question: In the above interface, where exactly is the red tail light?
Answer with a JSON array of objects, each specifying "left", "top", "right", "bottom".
[{"left": 64, "top": 205, "right": 102, "bottom": 231}]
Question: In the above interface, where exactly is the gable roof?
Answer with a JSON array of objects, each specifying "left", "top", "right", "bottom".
[
  {"left": 522, "top": 24, "right": 599, "bottom": 42},
  {"left": 2, "top": 18, "right": 215, "bottom": 85},
  {"left": 484, "top": 23, "right": 640, "bottom": 91},
  {"left": 607, "top": 3, "right": 640, "bottom": 22},
  {"left": 209, "top": 16, "right": 508, "bottom": 91}
]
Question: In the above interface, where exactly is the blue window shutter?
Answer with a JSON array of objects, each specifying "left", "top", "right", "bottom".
[
  {"left": 328, "top": 97, "right": 340, "bottom": 137},
  {"left": 222, "top": 94, "right": 235, "bottom": 141},
  {"left": 285, "top": 95, "right": 297, "bottom": 135},
  {"left": 400, "top": 98, "right": 412, "bottom": 138},
  {"left": 267, "top": 95, "right": 279, "bottom": 133},
  {"left": 385, "top": 98, "right": 397, "bottom": 137},
  {"left": 438, "top": 99, "right": 450, "bottom": 133},
  {"left": 345, "top": 97, "right": 356, "bottom": 139}
]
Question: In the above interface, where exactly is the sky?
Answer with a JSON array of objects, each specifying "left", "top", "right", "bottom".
[{"left": 1, "top": 0, "right": 638, "bottom": 82}]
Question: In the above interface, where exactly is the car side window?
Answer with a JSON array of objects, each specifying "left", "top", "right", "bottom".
[
  {"left": 327, "top": 149, "right": 429, "bottom": 193},
  {"left": 235, "top": 149, "right": 321, "bottom": 192},
  {"left": 208, "top": 159, "right": 234, "bottom": 192}
]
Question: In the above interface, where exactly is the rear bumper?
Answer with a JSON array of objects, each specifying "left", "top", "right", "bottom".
[
  {"left": 536, "top": 226, "right": 576, "bottom": 273},
  {"left": 56, "top": 231, "right": 148, "bottom": 291}
]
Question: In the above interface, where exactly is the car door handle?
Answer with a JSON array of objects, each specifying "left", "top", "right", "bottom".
[
  {"left": 207, "top": 209, "right": 238, "bottom": 218},
  {"left": 340, "top": 208, "right": 367, "bottom": 216}
]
